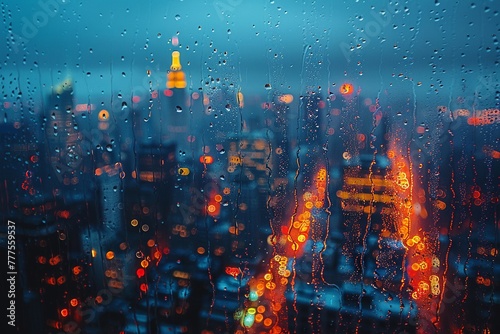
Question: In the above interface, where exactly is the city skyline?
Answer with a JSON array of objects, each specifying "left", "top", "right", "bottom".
[{"left": 1, "top": 1, "right": 499, "bottom": 334}]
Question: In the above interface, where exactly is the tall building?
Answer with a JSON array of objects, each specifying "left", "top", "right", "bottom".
[
  {"left": 152, "top": 47, "right": 190, "bottom": 158},
  {"left": 43, "top": 78, "right": 93, "bottom": 202}
]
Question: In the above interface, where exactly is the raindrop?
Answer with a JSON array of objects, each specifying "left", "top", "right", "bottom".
[
  {"left": 225, "top": 104, "right": 231, "bottom": 111},
  {"left": 175, "top": 14, "right": 181, "bottom": 20},
  {"left": 264, "top": 83, "right": 272, "bottom": 90},
  {"left": 106, "top": 145, "right": 113, "bottom": 152},
  {"left": 176, "top": 106, "right": 183, "bottom": 112},
  {"left": 122, "top": 102, "right": 128, "bottom": 110},
  {"left": 220, "top": 175, "right": 225, "bottom": 180},
  {"left": 219, "top": 149, "right": 226, "bottom": 154}
]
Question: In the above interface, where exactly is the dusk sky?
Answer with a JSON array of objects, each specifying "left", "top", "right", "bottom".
[{"left": 2, "top": 0, "right": 498, "bottom": 102}]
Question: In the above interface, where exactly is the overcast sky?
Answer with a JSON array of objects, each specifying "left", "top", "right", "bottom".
[{"left": 1, "top": 0, "right": 498, "bottom": 103}]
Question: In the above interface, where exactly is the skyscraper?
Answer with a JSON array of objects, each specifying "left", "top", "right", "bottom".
[
  {"left": 152, "top": 46, "right": 190, "bottom": 158},
  {"left": 43, "top": 78, "right": 92, "bottom": 201}
]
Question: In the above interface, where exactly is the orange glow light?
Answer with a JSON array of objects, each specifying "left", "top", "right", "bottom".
[
  {"left": 200, "top": 155, "right": 214, "bottom": 164},
  {"left": 340, "top": 83, "right": 354, "bottom": 95}
]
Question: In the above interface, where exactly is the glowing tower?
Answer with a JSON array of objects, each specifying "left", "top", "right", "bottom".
[{"left": 154, "top": 43, "right": 189, "bottom": 158}]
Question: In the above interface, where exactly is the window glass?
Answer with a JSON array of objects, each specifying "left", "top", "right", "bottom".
[{"left": 1, "top": 1, "right": 498, "bottom": 333}]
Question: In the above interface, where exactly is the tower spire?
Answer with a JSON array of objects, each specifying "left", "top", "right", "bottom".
[{"left": 167, "top": 50, "right": 186, "bottom": 89}]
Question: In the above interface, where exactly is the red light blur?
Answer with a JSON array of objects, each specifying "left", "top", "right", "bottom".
[{"left": 136, "top": 268, "right": 145, "bottom": 278}]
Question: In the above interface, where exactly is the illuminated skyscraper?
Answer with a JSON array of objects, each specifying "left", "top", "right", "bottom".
[{"left": 153, "top": 45, "right": 190, "bottom": 158}]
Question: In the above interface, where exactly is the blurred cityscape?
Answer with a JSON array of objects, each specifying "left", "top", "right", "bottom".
[{"left": 1, "top": 46, "right": 499, "bottom": 334}]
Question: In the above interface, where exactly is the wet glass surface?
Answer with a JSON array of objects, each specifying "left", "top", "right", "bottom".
[{"left": 0, "top": 1, "right": 499, "bottom": 333}]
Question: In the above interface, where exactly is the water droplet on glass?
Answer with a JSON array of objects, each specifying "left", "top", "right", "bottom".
[
  {"left": 265, "top": 83, "right": 272, "bottom": 90},
  {"left": 220, "top": 175, "right": 225, "bottom": 180},
  {"left": 176, "top": 106, "right": 183, "bottom": 112},
  {"left": 175, "top": 14, "right": 181, "bottom": 20},
  {"left": 106, "top": 144, "right": 113, "bottom": 152}
]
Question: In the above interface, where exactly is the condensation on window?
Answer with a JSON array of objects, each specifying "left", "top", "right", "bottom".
[{"left": 1, "top": 1, "right": 498, "bottom": 334}]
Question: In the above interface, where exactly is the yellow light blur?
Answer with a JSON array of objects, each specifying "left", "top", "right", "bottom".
[
  {"left": 178, "top": 167, "right": 190, "bottom": 176},
  {"left": 278, "top": 94, "right": 294, "bottom": 104},
  {"left": 237, "top": 91, "right": 244, "bottom": 108}
]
